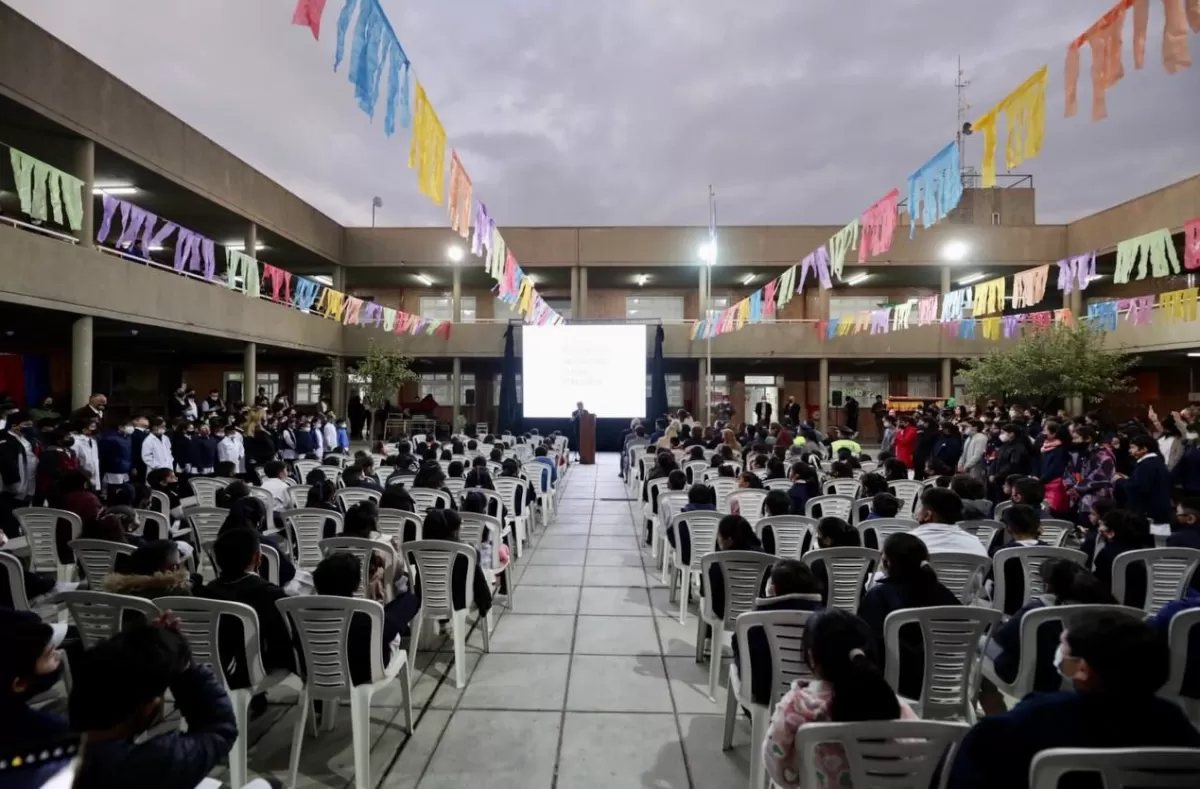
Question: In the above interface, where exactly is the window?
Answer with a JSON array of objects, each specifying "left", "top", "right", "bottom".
[
  {"left": 707, "top": 295, "right": 729, "bottom": 320},
  {"left": 493, "top": 374, "right": 524, "bottom": 405},
  {"left": 829, "top": 374, "right": 888, "bottom": 402},
  {"left": 907, "top": 374, "right": 937, "bottom": 398},
  {"left": 224, "top": 372, "right": 280, "bottom": 401},
  {"left": 419, "top": 296, "right": 477, "bottom": 323},
  {"left": 991, "top": 211, "right": 1001, "bottom": 226},
  {"left": 829, "top": 296, "right": 887, "bottom": 322},
  {"left": 645, "top": 374, "right": 684, "bottom": 408},
  {"left": 708, "top": 374, "right": 728, "bottom": 399},
  {"left": 626, "top": 296, "right": 684, "bottom": 321},
  {"left": 545, "top": 299, "right": 572, "bottom": 320},
  {"left": 418, "top": 373, "right": 476, "bottom": 405},
  {"left": 294, "top": 373, "right": 323, "bottom": 405}
]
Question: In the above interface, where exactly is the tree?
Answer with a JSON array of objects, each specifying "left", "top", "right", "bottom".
[
  {"left": 316, "top": 339, "right": 417, "bottom": 437},
  {"left": 958, "top": 322, "right": 1139, "bottom": 409}
]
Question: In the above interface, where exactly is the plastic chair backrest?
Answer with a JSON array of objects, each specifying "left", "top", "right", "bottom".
[
  {"left": 188, "top": 478, "right": 229, "bottom": 508},
  {"left": 764, "top": 478, "right": 791, "bottom": 492},
  {"left": 1029, "top": 747, "right": 1200, "bottom": 789},
  {"left": 927, "top": 552, "right": 991, "bottom": 604},
  {"left": 790, "top": 720, "right": 970, "bottom": 789},
  {"left": 958, "top": 519, "right": 1002, "bottom": 553},
  {"left": 1112, "top": 547, "right": 1200, "bottom": 613},
  {"left": 993, "top": 500, "right": 1013, "bottom": 519},
  {"left": 0, "top": 552, "right": 32, "bottom": 610},
  {"left": 725, "top": 489, "right": 768, "bottom": 522},
  {"left": 285, "top": 508, "right": 343, "bottom": 570},
  {"left": 669, "top": 511, "right": 722, "bottom": 570},
  {"left": 322, "top": 455, "right": 347, "bottom": 469},
  {"left": 801, "top": 547, "right": 880, "bottom": 611},
  {"left": 888, "top": 480, "right": 923, "bottom": 515},
  {"left": 293, "top": 459, "right": 320, "bottom": 481},
  {"left": 856, "top": 518, "right": 917, "bottom": 548},
  {"left": 756, "top": 515, "right": 816, "bottom": 559},
  {"left": 734, "top": 609, "right": 816, "bottom": 708},
  {"left": 15, "top": 508, "right": 81, "bottom": 574},
  {"left": 333, "top": 487, "right": 382, "bottom": 512},
  {"left": 249, "top": 486, "right": 275, "bottom": 519},
  {"left": 459, "top": 511, "right": 503, "bottom": 547},
  {"left": 657, "top": 492, "right": 689, "bottom": 526},
  {"left": 684, "top": 460, "right": 707, "bottom": 485},
  {"left": 377, "top": 508, "right": 422, "bottom": 542},
  {"left": 286, "top": 485, "right": 312, "bottom": 510},
  {"left": 824, "top": 479, "right": 862, "bottom": 498},
  {"left": 320, "top": 536, "right": 397, "bottom": 597},
  {"left": 460, "top": 488, "right": 505, "bottom": 520},
  {"left": 1038, "top": 519, "right": 1074, "bottom": 547},
  {"left": 1164, "top": 607, "right": 1200, "bottom": 706},
  {"left": 443, "top": 478, "right": 466, "bottom": 498},
  {"left": 700, "top": 551, "right": 775, "bottom": 628},
  {"left": 386, "top": 474, "right": 416, "bottom": 489},
  {"left": 883, "top": 605, "right": 1002, "bottom": 719},
  {"left": 148, "top": 490, "right": 172, "bottom": 517},
  {"left": 276, "top": 596, "right": 387, "bottom": 698},
  {"left": 59, "top": 590, "right": 160, "bottom": 649},
  {"left": 709, "top": 478, "right": 738, "bottom": 510},
  {"left": 492, "top": 477, "right": 525, "bottom": 517},
  {"left": 851, "top": 497, "right": 874, "bottom": 527},
  {"left": 69, "top": 539, "right": 135, "bottom": 588},
  {"left": 404, "top": 540, "right": 477, "bottom": 618},
  {"left": 158, "top": 596, "right": 266, "bottom": 692},
  {"left": 409, "top": 487, "right": 452, "bottom": 514},
  {"left": 993, "top": 546, "right": 1088, "bottom": 610},
  {"left": 185, "top": 507, "right": 229, "bottom": 551},
  {"left": 522, "top": 462, "right": 550, "bottom": 494},
  {"left": 645, "top": 477, "right": 667, "bottom": 510},
  {"left": 258, "top": 542, "right": 282, "bottom": 586},
  {"left": 133, "top": 509, "right": 169, "bottom": 540},
  {"left": 805, "top": 495, "right": 853, "bottom": 521}
]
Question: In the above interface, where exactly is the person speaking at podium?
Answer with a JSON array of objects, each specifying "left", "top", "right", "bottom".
[{"left": 570, "top": 401, "right": 586, "bottom": 462}]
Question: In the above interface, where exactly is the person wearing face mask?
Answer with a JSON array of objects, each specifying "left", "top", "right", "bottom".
[
  {"left": 29, "top": 395, "right": 60, "bottom": 425},
  {"left": 909, "top": 486, "right": 989, "bottom": 557},
  {"left": 1063, "top": 425, "right": 1115, "bottom": 524},
  {"left": 70, "top": 417, "right": 102, "bottom": 493},
  {"left": 0, "top": 609, "right": 69, "bottom": 749},
  {"left": 910, "top": 417, "right": 938, "bottom": 481},
  {"left": 1114, "top": 434, "right": 1172, "bottom": 525},
  {"left": 127, "top": 415, "right": 150, "bottom": 483},
  {"left": 990, "top": 422, "right": 1034, "bottom": 501},
  {"left": 68, "top": 618, "right": 236, "bottom": 789},
  {"left": 186, "top": 422, "right": 219, "bottom": 476},
  {"left": 958, "top": 419, "right": 988, "bottom": 480},
  {"left": 199, "top": 389, "right": 224, "bottom": 418},
  {"left": 98, "top": 419, "right": 136, "bottom": 500},
  {"left": 217, "top": 424, "right": 245, "bottom": 475},
  {"left": 70, "top": 392, "right": 107, "bottom": 423},
  {"left": 948, "top": 612, "right": 1200, "bottom": 789},
  {"left": 167, "top": 385, "right": 189, "bottom": 421},
  {"left": 0, "top": 411, "right": 39, "bottom": 536},
  {"left": 140, "top": 417, "right": 175, "bottom": 473}
]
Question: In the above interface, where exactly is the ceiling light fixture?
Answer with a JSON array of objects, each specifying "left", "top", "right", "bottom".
[
  {"left": 845, "top": 273, "right": 870, "bottom": 286},
  {"left": 415, "top": 274, "right": 434, "bottom": 287},
  {"left": 740, "top": 273, "right": 757, "bottom": 286},
  {"left": 313, "top": 275, "right": 333, "bottom": 285},
  {"left": 957, "top": 272, "right": 988, "bottom": 285},
  {"left": 635, "top": 274, "right": 649, "bottom": 286},
  {"left": 1188, "top": 353, "right": 1200, "bottom": 358},
  {"left": 223, "top": 242, "right": 266, "bottom": 252},
  {"left": 446, "top": 244, "right": 464, "bottom": 262},
  {"left": 942, "top": 240, "right": 969, "bottom": 262},
  {"left": 93, "top": 182, "right": 138, "bottom": 196},
  {"left": 698, "top": 242, "right": 717, "bottom": 265}
]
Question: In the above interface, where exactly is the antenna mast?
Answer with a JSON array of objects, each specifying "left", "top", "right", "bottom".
[{"left": 955, "top": 55, "right": 979, "bottom": 183}]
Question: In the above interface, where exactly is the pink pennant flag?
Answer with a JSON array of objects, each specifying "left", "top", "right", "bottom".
[
  {"left": 1123, "top": 295, "right": 1155, "bottom": 325},
  {"left": 762, "top": 280, "right": 777, "bottom": 316},
  {"left": 1186, "top": 217, "right": 1200, "bottom": 271},
  {"left": 342, "top": 297, "right": 363, "bottom": 325},
  {"left": 859, "top": 188, "right": 899, "bottom": 263},
  {"left": 1029, "top": 311, "right": 1053, "bottom": 331},
  {"left": 917, "top": 295, "right": 939, "bottom": 326},
  {"left": 291, "top": 0, "right": 328, "bottom": 39}
]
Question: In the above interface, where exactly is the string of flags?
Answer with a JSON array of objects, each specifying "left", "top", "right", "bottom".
[{"left": 291, "top": 0, "right": 563, "bottom": 328}]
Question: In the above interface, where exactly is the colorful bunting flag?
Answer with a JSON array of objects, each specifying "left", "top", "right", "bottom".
[
  {"left": 917, "top": 295, "right": 939, "bottom": 326},
  {"left": 892, "top": 301, "right": 914, "bottom": 331},
  {"left": 263, "top": 264, "right": 293, "bottom": 304},
  {"left": 828, "top": 221, "right": 859, "bottom": 281},
  {"left": 96, "top": 195, "right": 177, "bottom": 255},
  {"left": 342, "top": 296, "right": 364, "bottom": 325},
  {"left": 292, "top": 0, "right": 329, "bottom": 39},
  {"left": 1124, "top": 295, "right": 1156, "bottom": 325},
  {"left": 1066, "top": 0, "right": 1134, "bottom": 121},
  {"left": 293, "top": 278, "right": 322, "bottom": 312},
  {"left": 448, "top": 151, "right": 472, "bottom": 238},
  {"left": 859, "top": 189, "right": 899, "bottom": 263},
  {"left": 8, "top": 148, "right": 84, "bottom": 231},
  {"left": 971, "top": 66, "right": 1048, "bottom": 186},
  {"left": 1087, "top": 300, "right": 1120, "bottom": 332},
  {"left": 981, "top": 317, "right": 1002, "bottom": 340},
  {"left": 224, "top": 249, "right": 259, "bottom": 297},
  {"left": 907, "top": 142, "right": 964, "bottom": 238},
  {"left": 1056, "top": 253, "right": 1096, "bottom": 293},
  {"left": 1160, "top": 288, "right": 1199, "bottom": 322},
  {"left": 175, "top": 231, "right": 216, "bottom": 281},
  {"left": 332, "top": 0, "right": 411, "bottom": 134},
  {"left": 972, "top": 277, "right": 1007, "bottom": 317},
  {"left": 1185, "top": 217, "right": 1200, "bottom": 270},
  {"left": 1114, "top": 228, "right": 1180, "bottom": 283},
  {"left": 409, "top": 81, "right": 446, "bottom": 205}
]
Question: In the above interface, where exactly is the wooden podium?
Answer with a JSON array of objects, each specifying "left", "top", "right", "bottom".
[{"left": 578, "top": 412, "right": 597, "bottom": 464}]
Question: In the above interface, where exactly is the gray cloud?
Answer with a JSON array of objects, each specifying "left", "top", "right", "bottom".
[{"left": 8, "top": 0, "right": 1199, "bottom": 228}]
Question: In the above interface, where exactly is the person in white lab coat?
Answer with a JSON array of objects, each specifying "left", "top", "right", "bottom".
[
  {"left": 70, "top": 418, "right": 101, "bottom": 493},
  {"left": 140, "top": 417, "right": 175, "bottom": 473},
  {"left": 321, "top": 415, "right": 338, "bottom": 459},
  {"left": 217, "top": 427, "right": 245, "bottom": 475}
]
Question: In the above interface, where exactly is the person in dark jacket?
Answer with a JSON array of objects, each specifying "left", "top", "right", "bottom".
[
  {"left": 948, "top": 612, "right": 1200, "bottom": 789},
  {"left": 185, "top": 422, "right": 219, "bottom": 476},
  {"left": 1115, "top": 434, "right": 1173, "bottom": 525},
  {"left": 1171, "top": 432, "right": 1200, "bottom": 497},
  {"left": 419, "top": 509, "right": 492, "bottom": 620},
  {"left": 0, "top": 608, "right": 69, "bottom": 750},
  {"left": 1169, "top": 499, "right": 1200, "bottom": 593},
  {"left": 97, "top": 422, "right": 135, "bottom": 498},
  {"left": 1087, "top": 508, "right": 1153, "bottom": 607},
  {"left": 856, "top": 532, "right": 961, "bottom": 700},
  {"left": 69, "top": 620, "right": 237, "bottom": 789},
  {"left": 787, "top": 461, "right": 819, "bottom": 516},
  {"left": 930, "top": 422, "right": 963, "bottom": 471},
  {"left": 732, "top": 559, "right": 824, "bottom": 706},
  {"left": 344, "top": 462, "right": 385, "bottom": 495},
  {"left": 990, "top": 422, "right": 1034, "bottom": 501},
  {"left": 911, "top": 417, "right": 938, "bottom": 481},
  {"left": 129, "top": 416, "right": 150, "bottom": 483},
  {"left": 196, "top": 528, "right": 296, "bottom": 717}
]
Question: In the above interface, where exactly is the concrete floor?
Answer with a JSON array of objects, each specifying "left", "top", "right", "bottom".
[{"left": 222, "top": 453, "right": 755, "bottom": 789}]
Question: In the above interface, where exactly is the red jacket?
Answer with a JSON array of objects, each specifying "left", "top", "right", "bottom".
[{"left": 894, "top": 425, "right": 918, "bottom": 468}]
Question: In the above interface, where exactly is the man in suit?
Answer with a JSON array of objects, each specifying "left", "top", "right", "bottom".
[
  {"left": 70, "top": 392, "right": 107, "bottom": 424},
  {"left": 785, "top": 396, "right": 801, "bottom": 426},
  {"left": 754, "top": 397, "right": 772, "bottom": 427},
  {"left": 1115, "top": 434, "right": 1172, "bottom": 524},
  {"left": 570, "top": 402, "right": 586, "bottom": 462}
]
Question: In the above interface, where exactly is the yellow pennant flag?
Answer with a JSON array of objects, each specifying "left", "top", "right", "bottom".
[
  {"left": 517, "top": 276, "right": 535, "bottom": 315},
  {"left": 409, "top": 82, "right": 447, "bottom": 205},
  {"left": 319, "top": 289, "right": 347, "bottom": 321},
  {"left": 972, "top": 66, "right": 1048, "bottom": 187},
  {"left": 1160, "top": 288, "right": 1199, "bottom": 322},
  {"left": 973, "top": 277, "right": 1007, "bottom": 317},
  {"left": 981, "top": 317, "right": 1002, "bottom": 340},
  {"left": 736, "top": 298, "right": 750, "bottom": 329}
]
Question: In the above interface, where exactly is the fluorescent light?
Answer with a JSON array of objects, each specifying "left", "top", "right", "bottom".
[
  {"left": 415, "top": 274, "right": 434, "bottom": 287},
  {"left": 93, "top": 182, "right": 137, "bottom": 196},
  {"left": 957, "top": 272, "right": 987, "bottom": 285},
  {"left": 148, "top": 245, "right": 165, "bottom": 252},
  {"left": 698, "top": 242, "right": 717, "bottom": 265},
  {"left": 1089, "top": 274, "right": 1107, "bottom": 282},
  {"left": 845, "top": 274, "right": 870, "bottom": 286},
  {"left": 527, "top": 274, "right": 539, "bottom": 284},
  {"left": 446, "top": 244, "right": 464, "bottom": 262},
  {"left": 740, "top": 273, "right": 757, "bottom": 286},
  {"left": 224, "top": 242, "right": 266, "bottom": 252},
  {"left": 942, "top": 240, "right": 969, "bottom": 262},
  {"left": 313, "top": 275, "right": 333, "bottom": 286},
  {"left": 1188, "top": 353, "right": 1200, "bottom": 358},
  {"left": 635, "top": 274, "right": 649, "bottom": 287}
]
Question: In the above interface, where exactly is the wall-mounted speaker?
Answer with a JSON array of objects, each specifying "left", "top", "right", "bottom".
[
  {"left": 464, "top": 388, "right": 476, "bottom": 406},
  {"left": 830, "top": 389, "right": 844, "bottom": 408}
]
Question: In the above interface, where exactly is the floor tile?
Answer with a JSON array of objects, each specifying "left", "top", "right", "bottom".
[
  {"left": 582, "top": 566, "right": 649, "bottom": 587},
  {"left": 676, "top": 714, "right": 755, "bottom": 789},
  {"left": 573, "top": 615, "right": 662, "bottom": 655},
  {"left": 485, "top": 613, "right": 577, "bottom": 654},
  {"left": 588, "top": 535, "right": 642, "bottom": 550},
  {"left": 557, "top": 713, "right": 690, "bottom": 789},
  {"left": 584, "top": 550, "right": 645, "bottom": 567},
  {"left": 506, "top": 584, "right": 581, "bottom": 615},
  {"left": 577, "top": 586, "right": 653, "bottom": 617},
  {"left": 518, "top": 565, "right": 584, "bottom": 586},
  {"left": 377, "top": 709, "right": 452, "bottom": 788},
  {"left": 662, "top": 656, "right": 730, "bottom": 714},
  {"left": 587, "top": 521, "right": 636, "bottom": 535},
  {"left": 417, "top": 711, "right": 560, "bottom": 789},
  {"left": 566, "top": 655, "right": 674, "bottom": 712},
  {"left": 457, "top": 653, "right": 570, "bottom": 710},
  {"left": 526, "top": 548, "right": 588, "bottom": 565},
  {"left": 541, "top": 521, "right": 591, "bottom": 535},
  {"left": 537, "top": 535, "right": 590, "bottom": 551}
]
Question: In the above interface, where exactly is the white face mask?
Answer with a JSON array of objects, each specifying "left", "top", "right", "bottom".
[
  {"left": 1053, "top": 645, "right": 1080, "bottom": 680},
  {"left": 1000, "top": 433, "right": 1013, "bottom": 443},
  {"left": 123, "top": 426, "right": 135, "bottom": 435},
  {"left": 1188, "top": 433, "right": 1198, "bottom": 441}
]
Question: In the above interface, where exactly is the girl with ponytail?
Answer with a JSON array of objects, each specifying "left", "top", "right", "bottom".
[
  {"left": 857, "top": 532, "right": 960, "bottom": 700},
  {"left": 764, "top": 609, "right": 915, "bottom": 788},
  {"left": 421, "top": 508, "right": 495, "bottom": 619}
]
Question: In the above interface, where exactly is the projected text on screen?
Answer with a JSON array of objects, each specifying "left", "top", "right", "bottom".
[{"left": 521, "top": 325, "right": 646, "bottom": 418}]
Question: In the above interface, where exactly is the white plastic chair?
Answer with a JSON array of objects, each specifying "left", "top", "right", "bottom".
[
  {"left": 1037, "top": 518, "right": 1074, "bottom": 548},
  {"left": 377, "top": 508, "right": 422, "bottom": 543},
  {"left": 189, "top": 478, "right": 229, "bottom": 508},
  {"left": 801, "top": 547, "right": 879, "bottom": 611},
  {"left": 666, "top": 511, "right": 722, "bottom": 625},
  {"left": 248, "top": 486, "right": 276, "bottom": 524},
  {"left": 888, "top": 480, "right": 923, "bottom": 516},
  {"left": 823, "top": 478, "right": 862, "bottom": 498},
  {"left": 68, "top": 539, "right": 135, "bottom": 589},
  {"left": 789, "top": 720, "right": 971, "bottom": 789},
  {"left": 856, "top": 517, "right": 917, "bottom": 549},
  {"left": 404, "top": 540, "right": 486, "bottom": 688},
  {"left": 409, "top": 487, "right": 453, "bottom": 513},
  {"left": 982, "top": 604, "right": 1143, "bottom": 702},
  {"left": 683, "top": 459, "right": 708, "bottom": 485},
  {"left": 0, "top": 551, "right": 50, "bottom": 615},
  {"left": 958, "top": 519, "right": 1001, "bottom": 553},
  {"left": 1162, "top": 607, "right": 1200, "bottom": 727},
  {"left": 443, "top": 477, "right": 466, "bottom": 499},
  {"left": 1111, "top": 547, "right": 1200, "bottom": 614},
  {"left": 1029, "top": 747, "right": 1200, "bottom": 789},
  {"left": 721, "top": 609, "right": 815, "bottom": 789},
  {"left": 333, "top": 487, "right": 382, "bottom": 512},
  {"left": 927, "top": 552, "right": 991, "bottom": 604},
  {"left": 320, "top": 536, "right": 398, "bottom": 598},
  {"left": 285, "top": 509, "right": 343, "bottom": 570},
  {"left": 883, "top": 605, "right": 1002, "bottom": 722},
  {"left": 15, "top": 508, "right": 81, "bottom": 582},
  {"left": 148, "top": 489, "right": 173, "bottom": 519},
  {"left": 804, "top": 494, "right": 853, "bottom": 521},
  {"left": 59, "top": 590, "right": 160, "bottom": 648},
  {"left": 764, "top": 478, "right": 791, "bottom": 493},
  {"left": 386, "top": 474, "right": 416, "bottom": 489},
  {"left": 460, "top": 511, "right": 513, "bottom": 607},
  {"left": 993, "top": 500, "right": 1014, "bottom": 520},
  {"left": 293, "top": 459, "right": 320, "bottom": 481},
  {"left": 523, "top": 462, "right": 554, "bottom": 526},
  {"left": 642, "top": 477, "right": 669, "bottom": 536},
  {"left": 992, "top": 546, "right": 1088, "bottom": 611},
  {"left": 185, "top": 507, "right": 229, "bottom": 571},
  {"left": 851, "top": 497, "right": 874, "bottom": 526},
  {"left": 709, "top": 478, "right": 738, "bottom": 511},
  {"left": 756, "top": 515, "right": 815, "bottom": 559},
  {"left": 699, "top": 551, "right": 775, "bottom": 698},
  {"left": 725, "top": 490, "right": 768, "bottom": 523},
  {"left": 158, "top": 596, "right": 293, "bottom": 789},
  {"left": 276, "top": 596, "right": 413, "bottom": 789},
  {"left": 285, "top": 485, "right": 312, "bottom": 510},
  {"left": 653, "top": 491, "right": 689, "bottom": 575},
  {"left": 491, "top": 478, "right": 529, "bottom": 558},
  {"left": 134, "top": 509, "right": 180, "bottom": 542}
]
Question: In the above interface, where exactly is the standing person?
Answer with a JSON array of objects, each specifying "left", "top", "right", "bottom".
[
  {"left": 1037, "top": 422, "right": 1072, "bottom": 517},
  {"left": 347, "top": 395, "right": 366, "bottom": 441},
  {"left": 129, "top": 416, "right": 150, "bottom": 483},
  {"left": 217, "top": 425, "right": 245, "bottom": 475},
  {"left": 1115, "top": 435, "right": 1172, "bottom": 525},
  {"left": 71, "top": 417, "right": 102, "bottom": 494},
  {"left": 98, "top": 418, "right": 135, "bottom": 499},
  {"left": 844, "top": 395, "right": 860, "bottom": 435},
  {"left": 991, "top": 422, "right": 1034, "bottom": 500},
  {"left": 29, "top": 395, "right": 60, "bottom": 424},
  {"left": 714, "top": 394, "right": 735, "bottom": 424},
  {"left": 140, "top": 418, "right": 175, "bottom": 473},
  {"left": 1064, "top": 425, "right": 1115, "bottom": 523},
  {"left": 199, "top": 389, "right": 224, "bottom": 418},
  {"left": 0, "top": 410, "right": 38, "bottom": 537},
  {"left": 931, "top": 421, "right": 963, "bottom": 471},
  {"left": 870, "top": 394, "right": 886, "bottom": 439},
  {"left": 785, "top": 396, "right": 801, "bottom": 426},
  {"left": 571, "top": 401, "right": 586, "bottom": 462},
  {"left": 893, "top": 416, "right": 918, "bottom": 470},
  {"left": 70, "top": 392, "right": 107, "bottom": 424},
  {"left": 755, "top": 396, "right": 773, "bottom": 427},
  {"left": 911, "top": 416, "right": 938, "bottom": 481},
  {"left": 958, "top": 419, "right": 988, "bottom": 480}
]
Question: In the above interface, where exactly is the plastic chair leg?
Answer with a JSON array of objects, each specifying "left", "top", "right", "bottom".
[
  {"left": 287, "top": 691, "right": 310, "bottom": 789},
  {"left": 349, "top": 686, "right": 374, "bottom": 789},
  {"left": 695, "top": 614, "right": 706, "bottom": 663},
  {"left": 721, "top": 667, "right": 738, "bottom": 751},
  {"left": 707, "top": 622, "right": 724, "bottom": 700},
  {"left": 452, "top": 610, "right": 468, "bottom": 688},
  {"left": 228, "top": 688, "right": 250, "bottom": 789},
  {"left": 679, "top": 570, "right": 690, "bottom": 626},
  {"left": 398, "top": 661, "right": 414, "bottom": 734},
  {"left": 749, "top": 705, "right": 770, "bottom": 789}
]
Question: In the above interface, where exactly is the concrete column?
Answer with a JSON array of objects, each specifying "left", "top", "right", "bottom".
[
  {"left": 940, "top": 265, "right": 952, "bottom": 295},
  {"left": 245, "top": 222, "right": 257, "bottom": 259},
  {"left": 699, "top": 267, "right": 709, "bottom": 318},
  {"left": 74, "top": 140, "right": 95, "bottom": 250},
  {"left": 331, "top": 357, "right": 347, "bottom": 417},
  {"left": 244, "top": 342, "right": 257, "bottom": 404},
  {"left": 698, "top": 357, "right": 709, "bottom": 424},
  {"left": 451, "top": 357, "right": 462, "bottom": 429},
  {"left": 331, "top": 263, "right": 345, "bottom": 292},
  {"left": 941, "top": 358, "right": 953, "bottom": 400},
  {"left": 578, "top": 267, "right": 588, "bottom": 319},
  {"left": 570, "top": 266, "right": 580, "bottom": 318},
  {"left": 451, "top": 266, "right": 463, "bottom": 323},
  {"left": 71, "top": 316, "right": 93, "bottom": 411},
  {"left": 818, "top": 359, "right": 830, "bottom": 434}
]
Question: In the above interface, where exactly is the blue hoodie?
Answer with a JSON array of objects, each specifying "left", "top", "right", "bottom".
[
  {"left": 336, "top": 425, "right": 350, "bottom": 451},
  {"left": 98, "top": 429, "right": 133, "bottom": 477}
]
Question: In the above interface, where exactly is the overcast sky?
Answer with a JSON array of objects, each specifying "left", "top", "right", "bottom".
[{"left": 8, "top": 0, "right": 1199, "bottom": 228}]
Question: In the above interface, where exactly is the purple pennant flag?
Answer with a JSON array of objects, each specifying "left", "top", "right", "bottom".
[
  {"left": 96, "top": 194, "right": 119, "bottom": 243},
  {"left": 798, "top": 246, "right": 832, "bottom": 293},
  {"left": 173, "top": 230, "right": 217, "bottom": 281},
  {"left": 1123, "top": 295, "right": 1155, "bottom": 326},
  {"left": 361, "top": 301, "right": 384, "bottom": 327},
  {"left": 144, "top": 218, "right": 177, "bottom": 253},
  {"left": 1056, "top": 252, "right": 1097, "bottom": 293},
  {"left": 869, "top": 309, "right": 890, "bottom": 334},
  {"left": 1001, "top": 314, "right": 1022, "bottom": 338},
  {"left": 472, "top": 201, "right": 493, "bottom": 258},
  {"left": 116, "top": 203, "right": 152, "bottom": 249}
]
